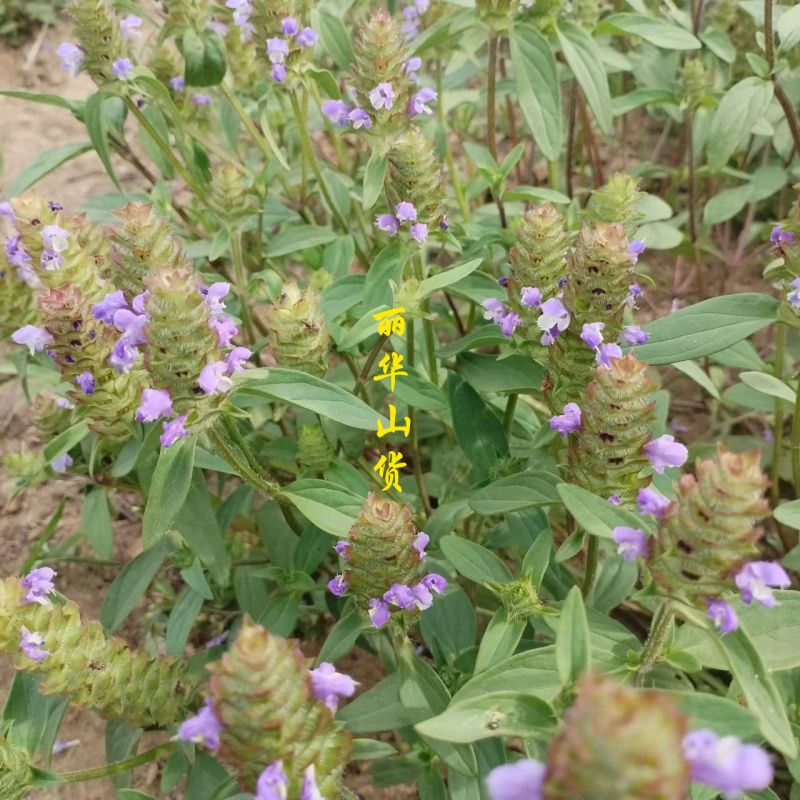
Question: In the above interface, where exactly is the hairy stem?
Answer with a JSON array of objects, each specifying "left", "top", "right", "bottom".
[
  {"left": 686, "top": 113, "right": 706, "bottom": 299},
  {"left": 486, "top": 34, "right": 507, "bottom": 228},
  {"left": 57, "top": 742, "right": 175, "bottom": 784},
  {"left": 582, "top": 535, "right": 599, "bottom": 598},
  {"left": 635, "top": 602, "right": 676, "bottom": 687},
  {"left": 408, "top": 318, "right": 433, "bottom": 516},
  {"left": 230, "top": 229, "right": 259, "bottom": 361},
  {"left": 208, "top": 424, "right": 277, "bottom": 496},
  {"left": 772, "top": 323, "right": 786, "bottom": 509}
]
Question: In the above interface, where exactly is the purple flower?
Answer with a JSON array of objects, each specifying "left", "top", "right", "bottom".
[
  {"left": 628, "top": 240, "right": 645, "bottom": 264},
  {"left": 161, "top": 413, "right": 190, "bottom": 448},
  {"left": 410, "top": 223, "right": 428, "bottom": 243},
  {"left": 13, "top": 325, "right": 54, "bottom": 355},
  {"left": 521, "top": 286, "right": 542, "bottom": 307},
  {"left": 322, "top": 100, "right": 350, "bottom": 126},
  {"left": 205, "top": 631, "right": 229, "bottom": 648},
  {"left": 76, "top": 371, "right": 95, "bottom": 395},
  {"left": 497, "top": 276, "right": 508, "bottom": 286},
  {"left": 178, "top": 698, "right": 223, "bottom": 749},
  {"left": 226, "top": 346, "right": 251, "bottom": 373},
  {"left": 735, "top": 561, "right": 790, "bottom": 608},
  {"left": 395, "top": 201, "right": 417, "bottom": 222},
  {"left": 596, "top": 342, "right": 623, "bottom": 368},
  {"left": 42, "top": 224, "right": 70, "bottom": 253},
  {"left": 334, "top": 541, "right": 350, "bottom": 561},
  {"left": 0, "top": 201, "right": 13, "bottom": 221},
  {"left": 192, "top": 94, "right": 212, "bottom": 106},
  {"left": 644, "top": 434, "right": 688, "bottom": 474},
  {"left": 787, "top": 278, "right": 800, "bottom": 308},
  {"left": 108, "top": 339, "right": 140, "bottom": 374},
  {"left": 120, "top": 14, "right": 142, "bottom": 41},
  {"left": 409, "top": 88, "right": 437, "bottom": 117},
  {"left": 413, "top": 531, "right": 429, "bottom": 558},
  {"left": 368, "top": 598, "right": 390, "bottom": 628},
  {"left": 482, "top": 298, "right": 507, "bottom": 323},
  {"left": 328, "top": 574, "right": 348, "bottom": 596},
  {"left": 416, "top": 0, "right": 431, "bottom": 12},
  {"left": 112, "top": 58, "right": 133, "bottom": 80},
  {"left": 581, "top": 321, "right": 605, "bottom": 349},
  {"left": 267, "top": 37, "right": 289, "bottom": 64},
  {"left": 637, "top": 487, "right": 669, "bottom": 518},
  {"left": 51, "top": 453, "right": 73, "bottom": 473},
  {"left": 421, "top": 573, "right": 447, "bottom": 594},
  {"left": 705, "top": 599, "right": 738, "bottom": 634},
  {"left": 537, "top": 298, "right": 570, "bottom": 335},
  {"left": 281, "top": 17, "right": 298, "bottom": 35},
  {"left": 621, "top": 325, "right": 649, "bottom": 346},
  {"left": 55, "top": 397, "right": 74, "bottom": 409},
  {"left": 369, "top": 82, "right": 395, "bottom": 110},
  {"left": 402, "top": 17, "right": 419, "bottom": 37},
  {"left": 132, "top": 291, "right": 148, "bottom": 315},
  {"left": 612, "top": 527, "right": 649, "bottom": 561},
  {"left": 136, "top": 388, "right": 173, "bottom": 423},
  {"left": 771, "top": 225, "right": 797, "bottom": 246},
  {"left": 608, "top": 495, "right": 621, "bottom": 505},
  {"left": 310, "top": 662, "right": 358, "bottom": 710},
  {"left": 52, "top": 739, "right": 80, "bottom": 756},
  {"left": 487, "top": 760, "right": 546, "bottom": 800},
  {"left": 199, "top": 361, "right": 233, "bottom": 395},
  {"left": 626, "top": 283, "right": 643, "bottom": 308},
  {"left": 256, "top": 761, "right": 289, "bottom": 800},
  {"left": 297, "top": 27, "right": 319, "bottom": 48},
  {"left": 41, "top": 250, "right": 64, "bottom": 271},
  {"left": 683, "top": 730, "right": 773, "bottom": 798},
  {"left": 113, "top": 309, "right": 148, "bottom": 344},
  {"left": 384, "top": 582, "right": 416, "bottom": 611},
  {"left": 202, "top": 282, "right": 230, "bottom": 317},
  {"left": 348, "top": 108, "right": 371, "bottom": 129},
  {"left": 406, "top": 56, "right": 422, "bottom": 74},
  {"left": 56, "top": 43, "right": 84, "bottom": 77},
  {"left": 500, "top": 311, "right": 522, "bottom": 337},
  {"left": 21, "top": 567, "right": 56, "bottom": 606},
  {"left": 169, "top": 76, "right": 185, "bottom": 91},
  {"left": 211, "top": 317, "right": 238, "bottom": 348},
  {"left": 411, "top": 582, "right": 433, "bottom": 610},
  {"left": 20, "top": 627, "right": 49, "bottom": 662},
  {"left": 550, "top": 402, "right": 582, "bottom": 437},
  {"left": 208, "top": 21, "right": 228, "bottom": 35},
  {"left": 376, "top": 214, "right": 399, "bottom": 236},
  {"left": 272, "top": 63, "right": 287, "bottom": 83},
  {"left": 93, "top": 290, "right": 129, "bottom": 324},
  {"left": 301, "top": 765, "right": 322, "bottom": 800}
]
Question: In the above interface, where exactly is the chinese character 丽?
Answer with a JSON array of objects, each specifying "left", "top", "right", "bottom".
[{"left": 373, "top": 307, "right": 406, "bottom": 337}]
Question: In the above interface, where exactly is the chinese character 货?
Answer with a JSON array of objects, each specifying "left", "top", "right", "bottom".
[
  {"left": 377, "top": 404, "right": 411, "bottom": 438},
  {"left": 373, "top": 307, "right": 406, "bottom": 337},
  {"left": 374, "top": 451, "right": 407, "bottom": 492},
  {"left": 373, "top": 352, "right": 408, "bottom": 392}
]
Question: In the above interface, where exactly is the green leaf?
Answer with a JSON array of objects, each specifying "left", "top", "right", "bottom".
[
  {"left": 775, "top": 501, "right": 800, "bottom": 529},
  {"left": 556, "top": 586, "right": 591, "bottom": 685},
  {"left": 702, "top": 185, "right": 752, "bottom": 226},
  {"left": 509, "top": 25, "right": 562, "bottom": 161},
  {"left": 437, "top": 326, "right": 508, "bottom": 358},
  {"left": 0, "top": 89, "right": 81, "bottom": 115},
  {"left": 392, "top": 371, "right": 449, "bottom": 412},
  {"left": 420, "top": 259, "right": 483, "bottom": 297},
  {"left": 420, "top": 586, "right": 476, "bottom": 666},
  {"left": 138, "top": 102, "right": 175, "bottom": 179},
  {"left": 258, "top": 102, "right": 290, "bottom": 171},
  {"left": 457, "top": 352, "right": 546, "bottom": 393},
  {"left": 673, "top": 360, "right": 721, "bottom": 399},
  {"left": 612, "top": 88, "right": 678, "bottom": 115},
  {"left": 142, "top": 437, "right": 196, "bottom": 550},
  {"left": 587, "top": 554, "right": 638, "bottom": 613},
  {"left": 700, "top": 29, "right": 736, "bottom": 63},
  {"left": 264, "top": 226, "right": 337, "bottom": 257},
  {"left": 415, "top": 691, "right": 556, "bottom": 744},
  {"left": 474, "top": 609, "right": 526, "bottom": 674},
  {"left": 282, "top": 479, "right": 364, "bottom": 536},
  {"left": 181, "top": 563, "right": 213, "bottom": 600},
  {"left": 308, "top": 67, "right": 341, "bottom": 99},
  {"left": 337, "top": 673, "right": 412, "bottom": 733},
  {"left": 43, "top": 421, "right": 90, "bottom": 464},
  {"left": 706, "top": 78, "right": 774, "bottom": 172},
  {"left": 362, "top": 243, "right": 405, "bottom": 311},
  {"left": 633, "top": 294, "right": 779, "bottom": 365},
  {"left": 362, "top": 151, "right": 387, "bottom": 210},
  {"left": 315, "top": 608, "right": 367, "bottom": 666},
  {"left": 351, "top": 740, "right": 397, "bottom": 760},
  {"left": 2, "top": 673, "right": 64, "bottom": 756},
  {"left": 8, "top": 142, "right": 93, "bottom": 197},
  {"left": 440, "top": 536, "right": 513, "bottom": 585},
  {"left": 314, "top": 10, "right": 356, "bottom": 70},
  {"left": 521, "top": 529, "right": 553, "bottom": 591},
  {"left": 321, "top": 274, "right": 365, "bottom": 320},
  {"left": 85, "top": 93, "right": 122, "bottom": 190},
  {"left": 597, "top": 13, "right": 702, "bottom": 49},
  {"left": 556, "top": 21, "right": 612, "bottom": 134},
  {"left": 672, "top": 691, "right": 760, "bottom": 739},
  {"left": 503, "top": 186, "right": 570, "bottom": 204},
  {"left": 739, "top": 371, "right": 796, "bottom": 403},
  {"left": 445, "top": 371, "right": 508, "bottom": 476},
  {"left": 235, "top": 368, "right": 388, "bottom": 430},
  {"left": 100, "top": 545, "right": 167, "bottom": 632},
  {"left": 180, "top": 28, "right": 227, "bottom": 86},
  {"left": 557, "top": 484, "right": 647, "bottom": 538},
  {"left": 469, "top": 471, "right": 563, "bottom": 515},
  {"left": 709, "top": 340, "right": 764, "bottom": 371},
  {"left": 118, "top": 791, "right": 158, "bottom": 800},
  {"left": 166, "top": 588, "right": 205, "bottom": 657},
  {"left": 82, "top": 486, "right": 114, "bottom": 560}
]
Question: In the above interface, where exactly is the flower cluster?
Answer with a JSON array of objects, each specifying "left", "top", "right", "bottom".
[
  {"left": 376, "top": 201, "right": 429, "bottom": 243},
  {"left": 401, "top": 0, "right": 432, "bottom": 37},
  {"left": 483, "top": 288, "right": 571, "bottom": 344}
]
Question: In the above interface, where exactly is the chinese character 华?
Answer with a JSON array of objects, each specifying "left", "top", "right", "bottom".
[{"left": 373, "top": 352, "right": 408, "bottom": 392}]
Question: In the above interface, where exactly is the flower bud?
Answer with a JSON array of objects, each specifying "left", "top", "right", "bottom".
[
  {"left": 0, "top": 736, "right": 31, "bottom": 800},
  {"left": 70, "top": 0, "right": 129, "bottom": 85},
  {"left": 544, "top": 673, "right": 690, "bottom": 800},
  {"left": 298, "top": 424, "right": 334, "bottom": 473},
  {"left": 650, "top": 445, "right": 769, "bottom": 600},
  {"left": 586, "top": 172, "right": 644, "bottom": 237},
  {"left": 2, "top": 444, "right": 44, "bottom": 485},
  {"left": 207, "top": 617, "right": 351, "bottom": 793},
  {"left": 681, "top": 57, "right": 714, "bottom": 110},
  {"left": 269, "top": 282, "right": 329, "bottom": 377},
  {"left": 387, "top": 127, "right": 446, "bottom": 226},
  {"left": 489, "top": 577, "right": 548, "bottom": 621},
  {"left": 33, "top": 395, "right": 73, "bottom": 441},
  {"left": 210, "top": 163, "right": 253, "bottom": 223}
]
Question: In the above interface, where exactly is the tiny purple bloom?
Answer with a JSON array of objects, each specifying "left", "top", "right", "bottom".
[
  {"left": 108, "top": 339, "right": 140, "bottom": 374},
  {"left": 20, "top": 627, "right": 49, "bottom": 662},
  {"left": 199, "top": 361, "right": 233, "bottom": 395},
  {"left": 487, "top": 760, "right": 547, "bottom": 800},
  {"left": 395, "top": 201, "right": 417, "bottom": 222},
  {"left": 21, "top": 567, "right": 56, "bottom": 606},
  {"left": 13, "top": 325, "right": 54, "bottom": 355},
  {"left": 735, "top": 561, "right": 791, "bottom": 608},
  {"left": 596, "top": 342, "right": 623, "bottom": 368},
  {"left": 369, "top": 82, "right": 395, "bottom": 110},
  {"left": 211, "top": 317, "right": 238, "bottom": 348},
  {"left": 301, "top": 765, "right": 323, "bottom": 800},
  {"left": 628, "top": 240, "right": 645, "bottom": 264},
  {"left": 255, "top": 761, "right": 289, "bottom": 800},
  {"left": 169, "top": 76, "right": 185, "bottom": 91},
  {"left": 76, "top": 371, "right": 95, "bottom": 395},
  {"left": 161, "top": 413, "right": 190, "bottom": 448},
  {"left": 409, "top": 87, "right": 437, "bottom": 117},
  {"left": 136, "top": 388, "right": 173, "bottom": 423},
  {"left": 414, "top": 531, "right": 430, "bottom": 558},
  {"left": 521, "top": 286, "right": 542, "bottom": 307},
  {"left": 612, "top": 526, "right": 649, "bottom": 561},
  {"left": 581, "top": 321, "right": 604, "bottom": 349},
  {"left": 205, "top": 631, "right": 229, "bottom": 648},
  {"left": 348, "top": 108, "right": 371, "bottom": 129},
  {"left": 550, "top": 402, "right": 582, "bottom": 437},
  {"left": 297, "top": 27, "right": 319, "bottom": 48},
  {"left": 42, "top": 224, "right": 70, "bottom": 253},
  {"left": 369, "top": 598, "right": 390, "bottom": 628},
  {"left": 416, "top": 0, "right": 431, "bottom": 12},
  {"left": 41, "top": 250, "right": 64, "bottom": 271},
  {"left": 112, "top": 58, "right": 133, "bottom": 80},
  {"left": 482, "top": 298, "right": 507, "bottom": 323},
  {"left": 637, "top": 487, "right": 670, "bottom": 518},
  {"left": 120, "top": 14, "right": 142, "bottom": 41},
  {"left": 406, "top": 56, "right": 422, "bottom": 74},
  {"left": 537, "top": 297, "right": 570, "bottom": 334},
  {"left": 608, "top": 495, "right": 622, "bottom": 505},
  {"left": 52, "top": 739, "right": 80, "bottom": 756},
  {"left": 421, "top": 573, "right": 447, "bottom": 594},
  {"left": 51, "top": 453, "right": 73, "bottom": 473},
  {"left": 410, "top": 222, "right": 428, "bottom": 243},
  {"left": 322, "top": 100, "right": 350, "bottom": 126},
  {"left": 644, "top": 434, "right": 688, "bottom": 474},
  {"left": 334, "top": 541, "right": 350, "bottom": 561},
  {"left": 500, "top": 311, "right": 522, "bottom": 337},
  {"left": 0, "top": 202, "right": 14, "bottom": 222},
  {"left": 192, "top": 94, "right": 212, "bottom": 106},
  {"left": 498, "top": 276, "right": 508, "bottom": 287},
  {"left": 281, "top": 17, "right": 298, "bottom": 35},
  {"left": 93, "top": 290, "right": 129, "bottom": 324},
  {"left": 310, "top": 662, "right": 358, "bottom": 711},
  {"left": 411, "top": 582, "right": 433, "bottom": 610},
  {"left": 56, "top": 43, "right": 84, "bottom": 77},
  {"left": 55, "top": 397, "right": 74, "bottom": 409},
  {"left": 328, "top": 574, "right": 348, "bottom": 596},
  {"left": 787, "top": 278, "right": 800, "bottom": 308},
  {"left": 178, "top": 698, "right": 223, "bottom": 749},
  {"left": 771, "top": 225, "right": 797, "bottom": 246},
  {"left": 376, "top": 214, "right": 399, "bottom": 236},
  {"left": 440, "top": 217, "right": 449, "bottom": 231},
  {"left": 402, "top": 18, "right": 419, "bottom": 37},
  {"left": 272, "top": 63, "right": 287, "bottom": 83},
  {"left": 621, "top": 325, "right": 649, "bottom": 346},
  {"left": 267, "top": 37, "right": 289, "bottom": 64},
  {"left": 626, "top": 283, "right": 643, "bottom": 308},
  {"left": 226, "top": 346, "right": 251, "bottom": 373},
  {"left": 203, "top": 282, "right": 230, "bottom": 317},
  {"left": 208, "top": 21, "right": 228, "bottom": 35},
  {"left": 132, "top": 290, "right": 148, "bottom": 315},
  {"left": 113, "top": 309, "right": 148, "bottom": 344},
  {"left": 704, "top": 599, "right": 738, "bottom": 634},
  {"left": 384, "top": 582, "right": 416, "bottom": 611}
]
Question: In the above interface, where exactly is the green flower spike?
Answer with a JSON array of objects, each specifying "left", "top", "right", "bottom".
[
  {"left": 70, "top": 0, "right": 129, "bottom": 85},
  {"left": 269, "top": 282, "right": 330, "bottom": 378}
]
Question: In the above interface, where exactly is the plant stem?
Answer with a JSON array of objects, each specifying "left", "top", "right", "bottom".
[
  {"left": 503, "top": 393, "right": 518, "bottom": 436},
  {"left": 437, "top": 60, "right": 470, "bottom": 222},
  {"left": 791, "top": 369, "right": 800, "bottom": 497},
  {"left": 408, "top": 317, "right": 433, "bottom": 516},
  {"left": 635, "top": 602, "right": 676, "bottom": 687},
  {"left": 57, "top": 742, "right": 175, "bottom": 783},
  {"left": 229, "top": 229, "right": 260, "bottom": 362},
  {"left": 582, "top": 536, "right": 598, "bottom": 598},
  {"left": 686, "top": 112, "right": 706, "bottom": 299},
  {"left": 565, "top": 82, "right": 578, "bottom": 199},
  {"left": 208, "top": 424, "right": 277, "bottom": 495},
  {"left": 772, "top": 323, "right": 786, "bottom": 510},
  {"left": 352, "top": 334, "right": 389, "bottom": 398},
  {"left": 289, "top": 91, "right": 369, "bottom": 268},
  {"left": 414, "top": 255, "right": 439, "bottom": 384},
  {"left": 486, "top": 34, "right": 507, "bottom": 228},
  {"left": 764, "top": 0, "right": 800, "bottom": 159},
  {"left": 220, "top": 81, "right": 273, "bottom": 163}
]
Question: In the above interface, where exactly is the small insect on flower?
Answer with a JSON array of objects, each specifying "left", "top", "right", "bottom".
[
  {"left": 486, "top": 759, "right": 547, "bottom": 800},
  {"left": 12, "top": 325, "right": 54, "bottom": 355},
  {"left": 309, "top": 662, "right": 358, "bottom": 710},
  {"left": 734, "top": 561, "right": 790, "bottom": 608},
  {"left": 704, "top": 599, "right": 738, "bottom": 634},
  {"left": 612, "top": 526, "right": 649, "bottom": 561},
  {"left": 550, "top": 403, "right": 582, "bottom": 437},
  {"left": 112, "top": 58, "right": 134, "bottom": 80},
  {"left": 644, "top": 434, "right": 688, "bottom": 474},
  {"left": 20, "top": 627, "right": 50, "bottom": 662},
  {"left": 21, "top": 567, "right": 57, "bottom": 606},
  {"left": 135, "top": 389, "right": 173, "bottom": 423},
  {"left": 178, "top": 698, "right": 223, "bottom": 750}
]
